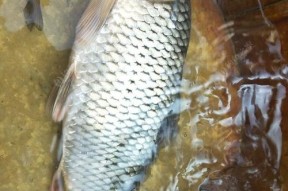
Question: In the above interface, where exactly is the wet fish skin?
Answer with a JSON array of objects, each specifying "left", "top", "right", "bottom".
[{"left": 51, "top": 0, "right": 190, "bottom": 190}]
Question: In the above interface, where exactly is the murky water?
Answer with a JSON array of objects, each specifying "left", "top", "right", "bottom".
[{"left": 0, "top": 0, "right": 287, "bottom": 191}]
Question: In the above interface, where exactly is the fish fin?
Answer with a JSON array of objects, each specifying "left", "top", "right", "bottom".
[
  {"left": 74, "top": 0, "right": 117, "bottom": 46},
  {"left": 156, "top": 112, "right": 179, "bottom": 148},
  {"left": 50, "top": 126, "right": 65, "bottom": 191},
  {"left": 50, "top": 167, "right": 65, "bottom": 191},
  {"left": 48, "top": 61, "right": 76, "bottom": 122},
  {"left": 23, "top": 0, "right": 43, "bottom": 31},
  {"left": 156, "top": 98, "right": 181, "bottom": 148}
]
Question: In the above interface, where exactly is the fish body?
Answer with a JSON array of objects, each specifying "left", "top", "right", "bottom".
[{"left": 51, "top": 0, "right": 190, "bottom": 190}]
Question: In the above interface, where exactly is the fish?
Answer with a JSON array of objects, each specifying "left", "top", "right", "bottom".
[
  {"left": 23, "top": 0, "right": 43, "bottom": 30},
  {"left": 49, "top": 0, "right": 191, "bottom": 190}
]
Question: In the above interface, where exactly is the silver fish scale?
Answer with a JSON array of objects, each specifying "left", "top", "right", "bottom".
[{"left": 61, "top": 0, "right": 190, "bottom": 190}]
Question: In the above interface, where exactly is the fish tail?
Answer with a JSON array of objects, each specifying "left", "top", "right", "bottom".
[{"left": 23, "top": 0, "right": 43, "bottom": 31}]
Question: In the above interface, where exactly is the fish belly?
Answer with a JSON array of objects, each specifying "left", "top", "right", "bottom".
[{"left": 61, "top": 0, "right": 190, "bottom": 190}]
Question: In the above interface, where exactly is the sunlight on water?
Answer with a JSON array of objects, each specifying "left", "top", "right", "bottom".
[{"left": 0, "top": 0, "right": 287, "bottom": 191}]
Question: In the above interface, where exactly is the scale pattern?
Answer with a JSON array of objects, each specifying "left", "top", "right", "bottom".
[{"left": 61, "top": 0, "right": 190, "bottom": 190}]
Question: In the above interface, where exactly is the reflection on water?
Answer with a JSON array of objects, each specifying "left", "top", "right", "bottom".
[
  {"left": 142, "top": 0, "right": 288, "bottom": 190},
  {"left": 0, "top": 0, "right": 288, "bottom": 191}
]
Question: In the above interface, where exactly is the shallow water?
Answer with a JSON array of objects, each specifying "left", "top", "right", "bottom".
[
  {"left": 0, "top": 0, "right": 88, "bottom": 190},
  {"left": 141, "top": 1, "right": 288, "bottom": 191},
  {"left": 0, "top": 0, "right": 288, "bottom": 191}
]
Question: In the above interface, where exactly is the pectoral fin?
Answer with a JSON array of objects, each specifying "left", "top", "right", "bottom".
[
  {"left": 48, "top": 0, "right": 117, "bottom": 122},
  {"left": 75, "top": 0, "right": 116, "bottom": 46},
  {"left": 23, "top": 0, "right": 43, "bottom": 31}
]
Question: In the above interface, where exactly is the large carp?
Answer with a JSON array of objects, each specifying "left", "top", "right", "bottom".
[{"left": 50, "top": 0, "right": 190, "bottom": 190}]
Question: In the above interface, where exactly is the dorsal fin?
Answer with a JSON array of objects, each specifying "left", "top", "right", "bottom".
[
  {"left": 74, "top": 0, "right": 117, "bottom": 47},
  {"left": 48, "top": 0, "right": 117, "bottom": 122}
]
